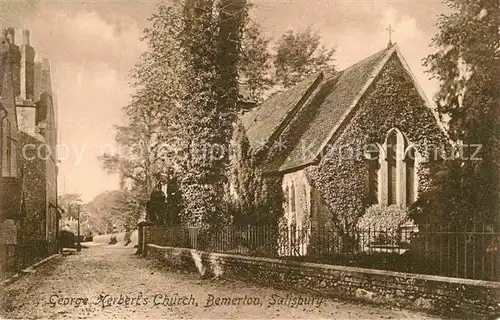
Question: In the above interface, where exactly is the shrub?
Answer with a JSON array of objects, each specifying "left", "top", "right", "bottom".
[{"left": 356, "top": 205, "right": 414, "bottom": 250}]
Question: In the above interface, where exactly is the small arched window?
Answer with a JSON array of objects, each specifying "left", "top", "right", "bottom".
[
  {"left": 405, "top": 147, "right": 417, "bottom": 204},
  {"left": 365, "top": 144, "right": 380, "bottom": 205},
  {"left": 386, "top": 131, "right": 398, "bottom": 205}
]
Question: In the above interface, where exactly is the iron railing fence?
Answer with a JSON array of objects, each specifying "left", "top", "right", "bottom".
[{"left": 148, "top": 224, "right": 500, "bottom": 282}]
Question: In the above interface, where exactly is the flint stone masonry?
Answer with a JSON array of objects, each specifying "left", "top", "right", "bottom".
[{"left": 146, "top": 244, "right": 500, "bottom": 319}]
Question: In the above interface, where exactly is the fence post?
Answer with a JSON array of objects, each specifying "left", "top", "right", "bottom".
[
  {"left": 142, "top": 223, "right": 153, "bottom": 257},
  {"left": 142, "top": 225, "right": 148, "bottom": 256},
  {"left": 136, "top": 221, "right": 145, "bottom": 255},
  {"left": 188, "top": 227, "right": 198, "bottom": 250}
]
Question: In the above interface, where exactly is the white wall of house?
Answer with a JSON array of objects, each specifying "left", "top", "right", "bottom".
[{"left": 280, "top": 169, "right": 312, "bottom": 256}]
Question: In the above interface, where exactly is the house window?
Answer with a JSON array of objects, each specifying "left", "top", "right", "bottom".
[
  {"left": 366, "top": 144, "right": 380, "bottom": 205},
  {"left": 387, "top": 131, "right": 398, "bottom": 205},
  {"left": 290, "top": 183, "right": 296, "bottom": 213},
  {"left": 405, "top": 147, "right": 417, "bottom": 204}
]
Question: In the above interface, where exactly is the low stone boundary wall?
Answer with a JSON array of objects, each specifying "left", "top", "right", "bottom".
[{"left": 146, "top": 244, "right": 500, "bottom": 319}]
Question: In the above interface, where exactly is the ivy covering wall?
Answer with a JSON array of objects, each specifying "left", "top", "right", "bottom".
[
  {"left": 305, "top": 54, "right": 447, "bottom": 246},
  {"left": 228, "top": 122, "right": 284, "bottom": 226},
  {"left": 18, "top": 132, "right": 47, "bottom": 244}
]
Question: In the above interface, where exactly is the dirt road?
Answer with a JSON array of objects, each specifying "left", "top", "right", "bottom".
[{"left": 1, "top": 243, "right": 442, "bottom": 319}]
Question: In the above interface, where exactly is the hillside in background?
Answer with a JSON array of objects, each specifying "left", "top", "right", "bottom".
[{"left": 86, "top": 190, "right": 131, "bottom": 234}]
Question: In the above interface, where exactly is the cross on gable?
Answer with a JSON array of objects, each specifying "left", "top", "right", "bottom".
[
  {"left": 1, "top": 29, "right": 9, "bottom": 45},
  {"left": 386, "top": 24, "right": 394, "bottom": 47}
]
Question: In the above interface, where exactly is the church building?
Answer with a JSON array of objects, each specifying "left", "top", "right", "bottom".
[{"left": 240, "top": 44, "right": 446, "bottom": 255}]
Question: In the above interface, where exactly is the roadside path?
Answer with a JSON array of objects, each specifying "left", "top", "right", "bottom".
[{"left": 1, "top": 243, "right": 442, "bottom": 319}]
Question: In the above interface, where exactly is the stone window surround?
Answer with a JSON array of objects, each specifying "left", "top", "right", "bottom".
[
  {"left": 282, "top": 171, "right": 312, "bottom": 228},
  {"left": 282, "top": 170, "right": 312, "bottom": 256},
  {"left": 370, "top": 128, "right": 421, "bottom": 207}
]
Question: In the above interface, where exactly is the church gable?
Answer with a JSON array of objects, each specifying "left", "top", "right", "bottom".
[
  {"left": 253, "top": 45, "right": 445, "bottom": 175},
  {"left": 304, "top": 47, "right": 447, "bottom": 229},
  {"left": 265, "top": 48, "right": 391, "bottom": 173},
  {"left": 326, "top": 49, "right": 446, "bottom": 156},
  {"left": 237, "top": 45, "right": 447, "bottom": 242}
]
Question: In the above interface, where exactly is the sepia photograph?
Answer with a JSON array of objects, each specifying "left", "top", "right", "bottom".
[{"left": 0, "top": 0, "right": 499, "bottom": 319}]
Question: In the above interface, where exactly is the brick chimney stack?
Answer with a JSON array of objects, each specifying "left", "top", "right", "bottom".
[
  {"left": 5, "top": 27, "right": 21, "bottom": 97},
  {"left": 5, "top": 27, "right": 15, "bottom": 44},
  {"left": 41, "top": 58, "right": 51, "bottom": 94},
  {"left": 14, "top": 28, "right": 37, "bottom": 136},
  {"left": 19, "top": 29, "right": 35, "bottom": 102}
]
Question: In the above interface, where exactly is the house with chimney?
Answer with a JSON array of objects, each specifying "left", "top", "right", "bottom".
[
  {"left": 0, "top": 27, "right": 60, "bottom": 275},
  {"left": 239, "top": 44, "right": 447, "bottom": 255},
  {"left": 0, "top": 27, "right": 22, "bottom": 277}
]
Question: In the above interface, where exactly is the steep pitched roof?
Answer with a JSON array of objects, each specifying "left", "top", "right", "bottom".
[
  {"left": 241, "top": 72, "right": 324, "bottom": 151},
  {"left": 242, "top": 45, "right": 408, "bottom": 173},
  {"left": 273, "top": 47, "right": 393, "bottom": 172}
]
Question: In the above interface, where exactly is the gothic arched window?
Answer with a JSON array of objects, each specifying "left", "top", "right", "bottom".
[
  {"left": 386, "top": 131, "right": 398, "bottom": 205},
  {"left": 405, "top": 147, "right": 417, "bottom": 204},
  {"left": 365, "top": 144, "right": 380, "bottom": 205}
]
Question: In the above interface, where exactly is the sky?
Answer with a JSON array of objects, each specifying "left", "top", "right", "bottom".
[{"left": 0, "top": 0, "right": 448, "bottom": 202}]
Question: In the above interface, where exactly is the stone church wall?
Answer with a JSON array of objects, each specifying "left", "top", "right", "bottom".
[
  {"left": 147, "top": 243, "right": 500, "bottom": 319},
  {"left": 305, "top": 54, "right": 447, "bottom": 237}
]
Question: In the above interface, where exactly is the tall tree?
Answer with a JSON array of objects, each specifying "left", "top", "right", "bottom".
[
  {"left": 239, "top": 21, "right": 273, "bottom": 102},
  {"left": 87, "top": 190, "right": 132, "bottom": 234},
  {"left": 57, "top": 193, "right": 82, "bottom": 220},
  {"left": 99, "top": 3, "right": 184, "bottom": 223},
  {"left": 274, "top": 28, "right": 336, "bottom": 88},
  {"left": 100, "top": 3, "right": 337, "bottom": 231},
  {"left": 99, "top": 108, "right": 168, "bottom": 221},
  {"left": 178, "top": 0, "right": 248, "bottom": 233},
  {"left": 416, "top": 0, "right": 500, "bottom": 227}
]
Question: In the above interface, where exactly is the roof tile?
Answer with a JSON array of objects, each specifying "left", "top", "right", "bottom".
[
  {"left": 276, "top": 48, "right": 391, "bottom": 171},
  {"left": 241, "top": 47, "right": 394, "bottom": 173},
  {"left": 241, "top": 72, "right": 323, "bottom": 151}
]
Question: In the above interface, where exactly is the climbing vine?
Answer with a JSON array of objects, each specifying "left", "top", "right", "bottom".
[
  {"left": 228, "top": 122, "right": 284, "bottom": 226},
  {"left": 17, "top": 133, "right": 47, "bottom": 245},
  {"left": 305, "top": 54, "right": 447, "bottom": 246},
  {"left": 178, "top": 0, "right": 248, "bottom": 235}
]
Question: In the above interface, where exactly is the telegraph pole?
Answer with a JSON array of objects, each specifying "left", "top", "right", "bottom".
[{"left": 76, "top": 204, "right": 81, "bottom": 252}]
